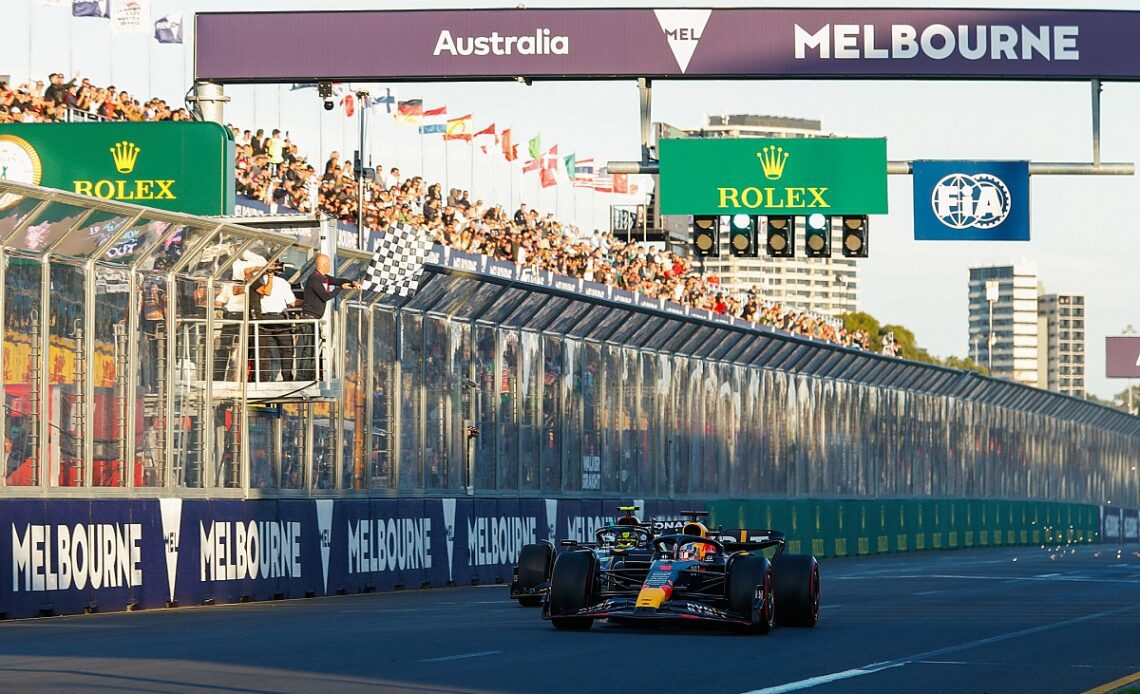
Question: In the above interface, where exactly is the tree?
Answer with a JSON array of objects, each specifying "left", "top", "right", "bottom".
[
  {"left": 943, "top": 356, "right": 988, "bottom": 375},
  {"left": 1113, "top": 385, "right": 1140, "bottom": 415},
  {"left": 838, "top": 311, "right": 882, "bottom": 345},
  {"left": 881, "top": 323, "right": 937, "bottom": 364}
]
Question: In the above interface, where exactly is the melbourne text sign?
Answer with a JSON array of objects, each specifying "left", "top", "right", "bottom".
[
  {"left": 0, "top": 122, "right": 234, "bottom": 215},
  {"left": 658, "top": 138, "right": 887, "bottom": 216},
  {"left": 195, "top": 9, "right": 1140, "bottom": 82},
  {"left": 912, "top": 161, "right": 1029, "bottom": 241}
]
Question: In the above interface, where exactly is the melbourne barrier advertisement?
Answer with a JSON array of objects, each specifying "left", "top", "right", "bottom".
[
  {"left": 0, "top": 498, "right": 687, "bottom": 618},
  {"left": 0, "top": 496, "right": 1113, "bottom": 619},
  {"left": 195, "top": 9, "right": 1140, "bottom": 82},
  {"left": 912, "top": 161, "right": 1030, "bottom": 241},
  {"left": 657, "top": 138, "right": 888, "bottom": 216},
  {"left": 0, "top": 122, "right": 234, "bottom": 215}
]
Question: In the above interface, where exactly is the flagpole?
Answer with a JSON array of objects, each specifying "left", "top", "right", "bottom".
[{"left": 469, "top": 138, "right": 475, "bottom": 198}]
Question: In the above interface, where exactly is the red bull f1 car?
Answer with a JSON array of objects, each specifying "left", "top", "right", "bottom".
[{"left": 540, "top": 512, "right": 820, "bottom": 633}]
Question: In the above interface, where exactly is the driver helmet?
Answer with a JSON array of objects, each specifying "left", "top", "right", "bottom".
[
  {"left": 678, "top": 541, "right": 710, "bottom": 562},
  {"left": 614, "top": 529, "right": 640, "bottom": 549}
]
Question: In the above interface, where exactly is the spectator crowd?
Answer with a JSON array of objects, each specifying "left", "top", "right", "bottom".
[{"left": 3, "top": 70, "right": 873, "bottom": 351}]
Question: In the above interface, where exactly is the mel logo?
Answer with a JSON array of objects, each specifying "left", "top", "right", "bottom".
[
  {"left": 654, "top": 9, "right": 711, "bottom": 74},
  {"left": 931, "top": 173, "right": 1012, "bottom": 230}
]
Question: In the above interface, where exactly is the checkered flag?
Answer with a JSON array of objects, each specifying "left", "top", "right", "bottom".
[{"left": 359, "top": 222, "right": 432, "bottom": 297}]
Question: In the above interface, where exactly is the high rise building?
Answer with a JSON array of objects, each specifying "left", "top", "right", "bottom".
[
  {"left": 1037, "top": 293, "right": 1086, "bottom": 397},
  {"left": 967, "top": 264, "right": 1039, "bottom": 387},
  {"left": 672, "top": 115, "right": 859, "bottom": 318}
]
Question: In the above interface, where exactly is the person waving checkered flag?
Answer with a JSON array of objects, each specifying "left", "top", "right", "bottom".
[{"left": 359, "top": 222, "right": 433, "bottom": 297}]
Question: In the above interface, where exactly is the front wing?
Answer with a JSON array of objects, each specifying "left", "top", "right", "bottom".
[{"left": 544, "top": 595, "right": 759, "bottom": 627}]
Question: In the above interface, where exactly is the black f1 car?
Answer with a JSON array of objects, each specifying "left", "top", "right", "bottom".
[
  {"left": 510, "top": 506, "right": 653, "bottom": 607},
  {"left": 540, "top": 512, "right": 820, "bottom": 633}
]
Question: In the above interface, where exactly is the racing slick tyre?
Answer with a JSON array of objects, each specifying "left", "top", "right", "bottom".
[
  {"left": 728, "top": 555, "right": 775, "bottom": 634},
  {"left": 772, "top": 554, "right": 820, "bottom": 627},
  {"left": 515, "top": 543, "right": 552, "bottom": 607},
  {"left": 548, "top": 551, "right": 596, "bottom": 631}
]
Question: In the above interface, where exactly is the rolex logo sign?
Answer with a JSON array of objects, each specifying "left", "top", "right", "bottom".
[
  {"left": 110, "top": 141, "right": 141, "bottom": 174},
  {"left": 74, "top": 137, "right": 175, "bottom": 202},
  {"left": 0, "top": 121, "right": 236, "bottom": 215},
  {"left": 658, "top": 137, "right": 888, "bottom": 216},
  {"left": 757, "top": 145, "right": 788, "bottom": 180}
]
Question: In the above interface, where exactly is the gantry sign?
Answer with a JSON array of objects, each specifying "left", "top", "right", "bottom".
[{"left": 195, "top": 8, "right": 1140, "bottom": 82}]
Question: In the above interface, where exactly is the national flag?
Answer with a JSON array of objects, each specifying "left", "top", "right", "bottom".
[
  {"left": 73, "top": 0, "right": 108, "bottom": 17},
  {"left": 474, "top": 123, "right": 496, "bottom": 153},
  {"left": 153, "top": 11, "right": 182, "bottom": 43},
  {"left": 540, "top": 167, "right": 558, "bottom": 188},
  {"left": 395, "top": 99, "right": 424, "bottom": 124},
  {"left": 443, "top": 113, "right": 473, "bottom": 141},
  {"left": 522, "top": 158, "right": 541, "bottom": 174},
  {"left": 563, "top": 153, "right": 576, "bottom": 180},
  {"left": 359, "top": 222, "right": 433, "bottom": 297},
  {"left": 418, "top": 106, "right": 448, "bottom": 135},
  {"left": 573, "top": 157, "right": 595, "bottom": 187},
  {"left": 613, "top": 173, "right": 629, "bottom": 194},
  {"left": 541, "top": 145, "right": 559, "bottom": 168},
  {"left": 528, "top": 135, "right": 541, "bottom": 160},
  {"left": 502, "top": 129, "right": 517, "bottom": 161},
  {"left": 342, "top": 93, "right": 355, "bottom": 117},
  {"left": 367, "top": 88, "right": 396, "bottom": 113},
  {"left": 593, "top": 168, "right": 614, "bottom": 193}
]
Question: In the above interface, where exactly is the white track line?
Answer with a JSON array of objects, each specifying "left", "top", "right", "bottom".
[
  {"left": 419, "top": 650, "right": 502, "bottom": 663},
  {"left": 742, "top": 601, "right": 1140, "bottom": 694}
]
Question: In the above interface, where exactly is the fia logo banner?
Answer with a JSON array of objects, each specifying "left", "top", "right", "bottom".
[{"left": 913, "top": 161, "right": 1029, "bottom": 241}]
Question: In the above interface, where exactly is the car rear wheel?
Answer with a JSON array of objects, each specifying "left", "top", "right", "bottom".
[
  {"left": 548, "top": 551, "right": 596, "bottom": 631},
  {"left": 515, "top": 543, "right": 552, "bottom": 607},
  {"left": 729, "top": 555, "right": 774, "bottom": 634},
  {"left": 772, "top": 554, "right": 820, "bottom": 627}
]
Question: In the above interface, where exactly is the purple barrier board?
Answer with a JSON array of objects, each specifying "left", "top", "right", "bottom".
[{"left": 0, "top": 497, "right": 694, "bottom": 619}]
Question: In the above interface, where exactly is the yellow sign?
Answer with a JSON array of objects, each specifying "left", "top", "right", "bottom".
[{"left": 110, "top": 141, "right": 141, "bottom": 174}]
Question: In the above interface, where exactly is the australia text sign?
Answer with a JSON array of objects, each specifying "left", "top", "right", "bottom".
[
  {"left": 913, "top": 161, "right": 1029, "bottom": 241},
  {"left": 658, "top": 138, "right": 887, "bottom": 216},
  {"left": 0, "top": 122, "right": 234, "bottom": 215},
  {"left": 195, "top": 9, "right": 1140, "bottom": 82}
]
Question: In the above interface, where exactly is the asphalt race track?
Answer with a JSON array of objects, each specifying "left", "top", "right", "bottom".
[{"left": 1, "top": 545, "right": 1138, "bottom": 694}]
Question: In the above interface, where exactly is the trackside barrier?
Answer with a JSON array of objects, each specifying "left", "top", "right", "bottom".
[
  {"left": 707, "top": 498, "right": 1110, "bottom": 559},
  {"left": 0, "top": 497, "right": 1126, "bottom": 619},
  {"left": 0, "top": 497, "right": 697, "bottom": 619}
]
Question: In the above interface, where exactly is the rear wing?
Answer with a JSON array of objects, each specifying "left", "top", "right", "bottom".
[{"left": 711, "top": 529, "right": 786, "bottom": 554}]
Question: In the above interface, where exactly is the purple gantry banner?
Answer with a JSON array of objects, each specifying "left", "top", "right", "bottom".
[
  {"left": 195, "top": 9, "right": 1140, "bottom": 82},
  {"left": 1106, "top": 336, "right": 1140, "bottom": 378}
]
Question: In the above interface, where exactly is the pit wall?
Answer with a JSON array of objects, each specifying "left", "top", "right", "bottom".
[
  {"left": 707, "top": 498, "right": 1131, "bottom": 558},
  {"left": 2, "top": 497, "right": 1134, "bottom": 620}
]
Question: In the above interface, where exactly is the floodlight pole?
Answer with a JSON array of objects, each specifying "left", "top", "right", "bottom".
[
  {"left": 638, "top": 78, "right": 652, "bottom": 162},
  {"left": 356, "top": 89, "right": 369, "bottom": 251},
  {"left": 1092, "top": 79, "right": 1102, "bottom": 167}
]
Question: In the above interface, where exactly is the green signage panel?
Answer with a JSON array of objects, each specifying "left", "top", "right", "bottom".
[
  {"left": 658, "top": 138, "right": 888, "bottom": 216},
  {"left": 0, "top": 122, "right": 234, "bottom": 215}
]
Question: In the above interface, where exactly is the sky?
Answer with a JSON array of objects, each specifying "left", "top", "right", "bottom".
[{"left": 3, "top": 0, "right": 1140, "bottom": 400}]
